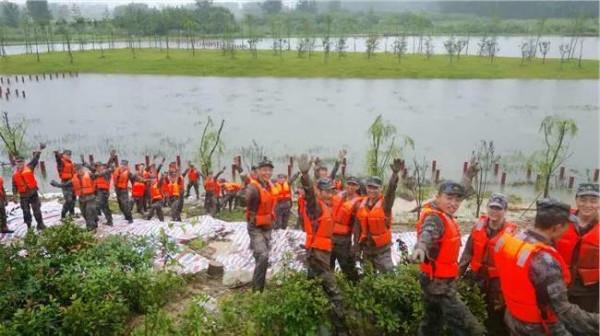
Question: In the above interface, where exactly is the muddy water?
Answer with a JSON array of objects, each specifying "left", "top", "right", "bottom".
[
  {"left": 1, "top": 74, "right": 598, "bottom": 199},
  {"left": 4, "top": 35, "right": 599, "bottom": 60}
]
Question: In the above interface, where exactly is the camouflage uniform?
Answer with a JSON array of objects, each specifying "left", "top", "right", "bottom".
[
  {"left": 302, "top": 174, "right": 349, "bottom": 335},
  {"left": 0, "top": 179, "right": 10, "bottom": 233},
  {"left": 12, "top": 152, "right": 45, "bottom": 230},
  {"left": 503, "top": 230, "right": 599, "bottom": 335},
  {"left": 356, "top": 174, "right": 399, "bottom": 274},
  {"left": 274, "top": 172, "right": 299, "bottom": 230},
  {"left": 114, "top": 170, "right": 134, "bottom": 223},
  {"left": 415, "top": 201, "right": 485, "bottom": 336},
  {"left": 245, "top": 178, "right": 273, "bottom": 292},
  {"left": 51, "top": 175, "right": 98, "bottom": 230}
]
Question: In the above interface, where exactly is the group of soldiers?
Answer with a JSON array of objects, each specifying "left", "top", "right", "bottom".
[
  {"left": 243, "top": 153, "right": 598, "bottom": 336},
  {"left": 0, "top": 145, "right": 597, "bottom": 336}
]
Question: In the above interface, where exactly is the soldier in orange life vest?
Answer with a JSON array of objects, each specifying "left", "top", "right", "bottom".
[
  {"left": 410, "top": 161, "right": 484, "bottom": 336},
  {"left": 130, "top": 163, "right": 150, "bottom": 215},
  {"left": 183, "top": 162, "right": 201, "bottom": 200},
  {"left": 330, "top": 176, "right": 363, "bottom": 282},
  {"left": 354, "top": 158, "right": 403, "bottom": 274},
  {"left": 167, "top": 170, "right": 184, "bottom": 221},
  {"left": 556, "top": 183, "right": 599, "bottom": 313},
  {"left": 146, "top": 169, "right": 165, "bottom": 222},
  {"left": 296, "top": 187, "right": 306, "bottom": 230},
  {"left": 459, "top": 193, "right": 517, "bottom": 335},
  {"left": 312, "top": 150, "right": 344, "bottom": 181},
  {"left": 113, "top": 159, "right": 134, "bottom": 223},
  {"left": 495, "top": 198, "right": 599, "bottom": 335},
  {"left": 272, "top": 172, "right": 300, "bottom": 229},
  {"left": 0, "top": 175, "right": 13, "bottom": 233},
  {"left": 221, "top": 180, "right": 242, "bottom": 211},
  {"left": 12, "top": 144, "right": 46, "bottom": 230},
  {"left": 92, "top": 162, "right": 114, "bottom": 226},
  {"left": 54, "top": 149, "right": 76, "bottom": 219},
  {"left": 297, "top": 154, "right": 350, "bottom": 336},
  {"left": 202, "top": 167, "right": 226, "bottom": 216},
  {"left": 51, "top": 164, "right": 98, "bottom": 230},
  {"left": 245, "top": 158, "right": 275, "bottom": 292}
]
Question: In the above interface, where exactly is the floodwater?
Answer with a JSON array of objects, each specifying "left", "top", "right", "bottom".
[
  {"left": 1, "top": 74, "right": 597, "bottom": 199},
  {"left": 3, "top": 35, "right": 599, "bottom": 60}
]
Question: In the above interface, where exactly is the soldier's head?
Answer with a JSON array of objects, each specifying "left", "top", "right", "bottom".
[
  {"left": 15, "top": 157, "right": 25, "bottom": 171},
  {"left": 345, "top": 176, "right": 361, "bottom": 196},
  {"left": 575, "top": 183, "right": 599, "bottom": 220},
  {"left": 63, "top": 149, "right": 72, "bottom": 159},
  {"left": 256, "top": 159, "right": 274, "bottom": 182},
  {"left": 316, "top": 166, "right": 328, "bottom": 179},
  {"left": 435, "top": 181, "right": 466, "bottom": 215},
  {"left": 120, "top": 159, "right": 129, "bottom": 170},
  {"left": 138, "top": 163, "right": 145, "bottom": 172},
  {"left": 277, "top": 173, "right": 287, "bottom": 184},
  {"left": 148, "top": 164, "right": 156, "bottom": 174},
  {"left": 316, "top": 178, "right": 336, "bottom": 203},
  {"left": 535, "top": 198, "right": 571, "bottom": 240},
  {"left": 95, "top": 162, "right": 106, "bottom": 173},
  {"left": 365, "top": 176, "right": 382, "bottom": 200},
  {"left": 207, "top": 170, "right": 214, "bottom": 178},
  {"left": 169, "top": 162, "right": 177, "bottom": 173},
  {"left": 188, "top": 161, "right": 194, "bottom": 169},
  {"left": 487, "top": 193, "right": 508, "bottom": 223},
  {"left": 75, "top": 163, "right": 85, "bottom": 176}
]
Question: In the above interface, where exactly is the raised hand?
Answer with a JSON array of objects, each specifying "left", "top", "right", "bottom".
[
  {"left": 297, "top": 154, "right": 312, "bottom": 174},
  {"left": 390, "top": 158, "right": 403, "bottom": 174}
]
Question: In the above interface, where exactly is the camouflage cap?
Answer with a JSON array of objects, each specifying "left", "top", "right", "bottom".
[
  {"left": 63, "top": 149, "right": 72, "bottom": 155},
  {"left": 317, "top": 177, "right": 335, "bottom": 190},
  {"left": 576, "top": 183, "right": 599, "bottom": 198},
  {"left": 366, "top": 176, "right": 382, "bottom": 187},
  {"left": 257, "top": 158, "right": 274, "bottom": 169},
  {"left": 438, "top": 180, "right": 466, "bottom": 197},
  {"left": 488, "top": 193, "right": 508, "bottom": 209},
  {"left": 346, "top": 176, "right": 360, "bottom": 185}
]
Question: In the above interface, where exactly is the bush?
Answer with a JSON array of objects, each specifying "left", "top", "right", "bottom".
[{"left": 0, "top": 218, "right": 184, "bottom": 335}]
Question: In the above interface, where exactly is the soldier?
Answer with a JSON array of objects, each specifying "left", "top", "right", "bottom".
[
  {"left": 272, "top": 172, "right": 299, "bottom": 229},
  {"left": 54, "top": 149, "right": 76, "bottom": 219},
  {"left": 183, "top": 162, "right": 201, "bottom": 200},
  {"left": 410, "top": 159, "right": 484, "bottom": 336},
  {"left": 51, "top": 164, "right": 98, "bottom": 231},
  {"left": 313, "top": 150, "right": 344, "bottom": 181},
  {"left": 245, "top": 158, "right": 276, "bottom": 292},
  {"left": 459, "top": 193, "right": 517, "bottom": 335},
  {"left": 0, "top": 175, "right": 13, "bottom": 233},
  {"left": 330, "top": 176, "right": 363, "bottom": 282},
  {"left": 555, "top": 183, "right": 599, "bottom": 313},
  {"left": 146, "top": 170, "right": 165, "bottom": 222},
  {"left": 166, "top": 170, "right": 184, "bottom": 222},
  {"left": 354, "top": 158, "right": 403, "bottom": 273},
  {"left": 112, "top": 159, "right": 134, "bottom": 223},
  {"left": 495, "top": 198, "right": 599, "bottom": 335},
  {"left": 297, "top": 154, "right": 350, "bottom": 336},
  {"left": 92, "top": 162, "right": 114, "bottom": 226},
  {"left": 12, "top": 144, "right": 46, "bottom": 230},
  {"left": 202, "top": 167, "right": 226, "bottom": 216}
]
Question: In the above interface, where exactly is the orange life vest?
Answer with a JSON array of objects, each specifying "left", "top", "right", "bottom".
[
  {"left": 274, "top": 181, "right": 292, "bottom": 201},
  {"left": 303, "top": 199, "right": 335, "bottom": 252},
  {"left": 72, "top": 172, "right": 95, "bottom": 197},
  {"left": 333, "top": 192, "right": 363, "bottom": 236},
  {"left": 13, "top": 167, "right": 37, "bottom": 194},
  {"left": 160, "top": 176, "right": 170, "bottom": 196},
  {"left": 416, "top": 203, "right": 461, "bottom": 278},
  {"left": 95, "top": 174, "right": 110, "bottom": 191},
  {"left": 556, "top": 210, "right": 599, "bottom": 286},
  {"left": 204, "top": 177, "right": 218, "bottom": 193},
  {"left": 298, "top": 194, "right": 306, "bottom": 217},
  {"left": 169, "top": 178, "right": 181, "bottom": 197},
  {"left": 150, "top": 179, "right": 163, "bottom": 201},
  {"left": 495, "top": 232, "right": 571, "bottom": 325},
  {"left": 188, "top": 168, "right": 200, "bottom": 182},
  {"left": 113, "top": 168, "right": 130, "bottom": 190},
  {"left": 58, "top": 156, "right": 75, "bottom": 180},
  {"left": 224, "top": 182, "right": 242, "bottom": 193},
  {"left": 356, "top": 196, "right": 392, "bottom": 248},
  {"left": 132, "top": 171, "right": 146, "bottom": 198},
  {"left": 0, "top": 176, "right": 5, "bottom": 198},
  {"left": 469, "top": 215, "right": 517, "bottom": 278},
  {"left": 245, "top": 179, "right": 275, "bottom": 227}
]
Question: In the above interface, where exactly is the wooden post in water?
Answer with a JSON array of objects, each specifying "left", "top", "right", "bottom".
[
  {"left": 568, "top": 176, "right": 575, "bottom": 189},
  {"left": 88, "top": 154, "right": 94, "bottom": 165},
  {"left": 287, "top": 164, "right": 292, "bottom": 178},
  {"left": 435, "top": 169, "right": 440, "bottom": 183},
  {"left": 593, "top": 169, "right": 599, "bottom": 183},
  {"left": 559, "top": 167, "right": 565, "bottom": 180},
  {"left": 501, "top": 172, "right": 507, "bottom": 187},
  {"left": 176, "top": 155, "right": 181, "bottom": 168},
  {"left": 431, "top": 160, "right": 436, "bottom": 174},
  {"left": 494, "top": 163, "right": 499, "bottom": 176},
  {"left": 145, "top": 155, "right": 150, "bottom": 167},
  {"left": 40, "top": 161, "right": 47, "bottom": 178}
]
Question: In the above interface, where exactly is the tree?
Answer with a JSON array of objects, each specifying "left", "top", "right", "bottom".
[
  {"left": 538, "top": 40, "right": 551, "bottom": 64},
  {"left": 366, "top": 115, "right": 414, "bottom": 179},
  {"left": 0, "top": 111, "right": 28, "bottom": 165},
  {"left": 443, "top": 37, "right": 457, "bottom": 64},
  {"left": 335, "top": 37, "right": 347, "bottom": 58},
  {"left": 392, "top": 35, "right": 407, "bottom": 63},
  {"left": 26, "top": 0, "right": 51, "bottom": 26},
  {"left": 56, "top": 20, "right": 73, "bottom": 64},
  {"left": 1, "top": 1, "right": 21, "bottom": 27},
  {"left": 424, "top": 36, "right": 434, "bottom": 59},
  {"left": 365, "top": 33, "right": 378, "bottom": 59},
  {"left": 261, "top": 0, "right": 282, "bottom": 15},
  {"left": 472, "top": 141, "right": 501, "bottom": 217},
  {"left": 197, "top": 117, "right": 225, "bottom": 175},
  {"left": 534, "top": 116, "right": 578, "bottom": 197}
]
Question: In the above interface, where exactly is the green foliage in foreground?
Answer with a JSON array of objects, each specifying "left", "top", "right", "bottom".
[
  {"left": 0, "top": 48, "right": 597, "bottom": 79},
  {"left": 0, "top": 220, "right": 184, "bottom": 336},
  {"left": 134, "top": 264, "right": 487, "bottom": 336}
]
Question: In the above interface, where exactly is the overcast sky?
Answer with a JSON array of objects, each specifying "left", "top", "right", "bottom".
[{"left": 9, "top": 0, "right": 266, "bottom": 8}]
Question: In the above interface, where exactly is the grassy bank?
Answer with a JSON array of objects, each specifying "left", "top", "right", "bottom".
[{"left": 0, "top": 49, "right": 597, "bottom": 79}]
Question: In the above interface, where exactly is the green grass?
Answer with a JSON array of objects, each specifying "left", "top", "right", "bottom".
[{"left": 1, "top": 48, "right": 597, "bottom": 79}]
